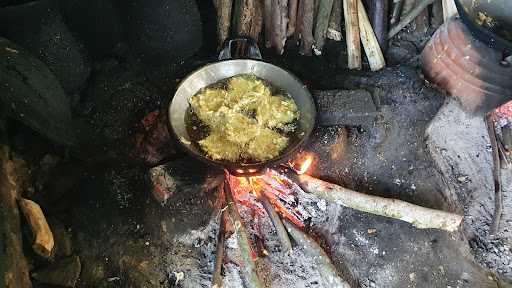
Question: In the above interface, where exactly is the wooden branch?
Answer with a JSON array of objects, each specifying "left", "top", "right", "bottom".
[
  {"left": 442, "top": 0, "right": 458, "bottom": 21},
  {"left": 313, "top": 0, "right": 335, "bottom": 55},
  {"left": 271, "top": 0, "right": 288, "bottom": 54},
  {"left": 287, "top": 0, "right": 299, "bottom": 37},
  {"left": 486, "top": 113, "right": 503, "bottom": 236},
  {"left": 212, "top": 206, "right": 227, "bottom": 288},
  {"left": 297, "top": 174, "right": 463, "bottom": 231},
  {"left": 224, "top": 180, "right": 263, "bottom": 288},
  {"left": 259, "top": 193, "right": 293, "bottom": 252},
  {"left": 343, "top": 0, "right": 362, "bottom": 69},
  {"left": 284, "top": 221, "right": 351, "bottom": 287},
  {"left": 216, "top": 0, "right": 233, "bottom": 48},
  {"left": 327, "top": 0, "right": 343, "bottom": 41},
  {"left": 298, "top": 0, "right": 315, "bottom": 55},
  {"left": 357, "top": 0, "right": 386, "bottom": 71},
  {"left": 18, "top": 198, "right": 54, "bottom": 258},
  {"left": 368, "top": 0, "right": 389, "bottom": 51},
  {"left": 388, "top": 0, "right": 436, "bottom": 39}
]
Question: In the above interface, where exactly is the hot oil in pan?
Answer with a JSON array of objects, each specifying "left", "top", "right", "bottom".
[{"left": 185, "top": 74, "right": 303, "bottom": 164}]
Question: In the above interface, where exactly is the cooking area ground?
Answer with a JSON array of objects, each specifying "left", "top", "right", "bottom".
[{"left": 2, "top": 1, "right": 512, "bottom": 287}]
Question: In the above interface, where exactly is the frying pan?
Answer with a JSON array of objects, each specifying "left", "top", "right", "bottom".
[{"left": 168, "top": 38, "right": 316, "bottom": 176}]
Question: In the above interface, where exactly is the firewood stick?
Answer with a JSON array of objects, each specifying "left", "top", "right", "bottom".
[
  {"left": 442, "top": 0, "right": 458, "bottom": 21},
  {"left": 263, "top": 0, "right": 272, "bottom": 47},
  {"left": 357, "top": 0, "right": 385, "bottom": 71},
  {"left": 327, "top": 0, "right": 343, "bottom": 41},
  {"left": 224, "top": 180, "right": 263, "bottom": 288},
  {"left": 235, "top": 0, "right": 263, "bottom": 41},
  {"left": 388, "top": 0, "right": 436, "bottom": 39},
  {"left": 368, "top": 0, "right": 389, "bottom": 51},
  {"left": 343, "top": 0, "right": 362, "bottom": 69},
  {"left": 486, "top": 113, "right": 503, "bottom": 236},
  {"left": 390, "top": 0, "right": 404, "bottom": 25},
  {"left": 284, "top": 221, "right": 351, "bottom": 287},
  {"left": 18, "top": 198, "right": 54, "bottom": 258},
  {"left": 414, "top": 0, "right": 430, "bottom": 34},
  {"left": 216, "top": 0, "right": 233, "bottom": 48},
  {"left": 271, "top": 0, "right": 288, "bottom": 54},
  {"left": 297, "top": 174, "right": 463, "bottom": 232},
  {"left": 431, "top": 0, "right": 444, "bottom": 28},
  {"left": 287, "top": 0, "right": 299, "bottom": 37},
  {"left": 213, "top": 187, "right": 227, "bottom": 288},
  {"left": 313, "top": 0, "right": 335, "bottom": 55},
  {"left": 259, "top": 193, "right": 293, "bottom": 252},
  {"left": 298, "top": 0, "right": 315, "bottom": 55}
]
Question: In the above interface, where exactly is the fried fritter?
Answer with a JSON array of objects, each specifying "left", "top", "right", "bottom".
[
  {"left": 198, "top": 131, "right": 241, "bottom": 161},
  {"left": 256, "top": 94, "right": 299, "bottom": 129},
  {"left": 246, "top": 128, "right": 289, "bottom": 161}
]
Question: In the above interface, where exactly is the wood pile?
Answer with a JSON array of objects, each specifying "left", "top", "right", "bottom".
[{"left": 214, "top": 0, "right": 458, "bottom": 71}]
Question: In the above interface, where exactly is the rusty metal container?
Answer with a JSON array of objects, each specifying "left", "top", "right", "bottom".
[{"left": 421, "top": 18, "right": 512, "bottom": 114}]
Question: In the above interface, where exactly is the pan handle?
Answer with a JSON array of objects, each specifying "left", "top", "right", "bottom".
[{"left": 218, "top": 37, "right": 262, "bottom": 60}]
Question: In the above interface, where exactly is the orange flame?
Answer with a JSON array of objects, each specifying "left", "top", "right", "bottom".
[{"left": 296, "top": 155, "right": 313, "bottom": 175}]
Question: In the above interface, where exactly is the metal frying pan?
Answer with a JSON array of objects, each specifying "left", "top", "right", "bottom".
[{"left": 168, "top": 38, "right": 316, "bottom": 175}]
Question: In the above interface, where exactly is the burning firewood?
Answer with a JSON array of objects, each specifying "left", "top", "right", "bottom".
[
  {"left": 215, "top": 0, "right": 233, "bottom": 48},
  {"left": 18, "top": 198, "right": 55, "bottom": 258},
  {"left": 284, "top": 221, "right": 351, "bottom": 287},
  {"left": 224, "top": 180, "right": 264, "bottom": 288},
  {"left": 296, "top": 174, "right": 463, "bottom": 232},
  {"left": 313, "top": 0, "right": 335, "bottom": 55},
  {"left": 259, "top": 193, "right": 293, "bottom": 252},
  {"left": 357, "top": 0, "right": 386, "bottom": 71},
  {"left": 343, "top": 0, "right": 362, "bottom": 69}
]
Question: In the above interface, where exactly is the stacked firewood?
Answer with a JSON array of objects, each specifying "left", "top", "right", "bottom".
[{"left": 214, "top": 0, "right": 458, "bottom": 71}]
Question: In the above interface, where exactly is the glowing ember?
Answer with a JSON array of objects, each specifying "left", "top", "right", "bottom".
[
  {"left": 226, "top": 169, "right": 307, "bottom": 229},
  {"left": 296, "top": 154, "right": 314, "bottom": 175}
]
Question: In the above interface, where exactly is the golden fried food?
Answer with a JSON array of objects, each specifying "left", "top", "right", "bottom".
[
  {"left": 198, "top": 131, "right": 241, "bottom": 161},
  {"left": 245, "top": 128, "right": 289, "bottom": 161},
  {"left": 256, "top": 94, "right": 299, "bottom": 129},
  {"left": 189, "top": 75, "right": 299, "bottom": 162}
]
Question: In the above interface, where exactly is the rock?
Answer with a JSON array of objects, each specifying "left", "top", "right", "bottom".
[
  {"left": 18, "top": 198, "right": 54, "bottom": 258},
  {"left": 59, "top": 0, "right": 125, "bottom": 58},
  {"left": 0, "top": 37, "right": 77, "bottom": 145},
  {"left": 119, "top": 0, "right": 202, "bottom": 66},
  {"left": 314, "top": 89, "right": 378, "bottom": 126},
  {"left": 0, "top": 0, "right": 91, "bottom": 93},
  {"left": 32, "top": 255, "right": 81, "bottom": 287}
]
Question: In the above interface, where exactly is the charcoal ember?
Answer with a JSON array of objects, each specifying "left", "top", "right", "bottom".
[{"left": 0, "top": 0, "right": 91, "bottom": 93}]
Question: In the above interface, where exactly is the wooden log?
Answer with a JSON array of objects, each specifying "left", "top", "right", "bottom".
[
  {"left": 368, "top": 0, "right": 389, "bottom": 51},
  {"left": 442, "top": 0, "right": 458, "bottom": 21},
  {"left": 284, "top": 221, "right": 351, "bottom": 287},
  {"left": 297, "top": 174, "right": 463, "bottom": 231},
  {"left": 357, "top": 0, "right": 386, "bottom": 71},
  {"left": 271, "top": 0, "right": 288, "bottom": 54},
  {"left": 298, "top": 0, "right": 315, "bottom": 55},
  {"left": 343, "top": 0, "right": 362, "bottom": 69},
  {"left": 313, "top": 0, "right": 335, "bottom": 55},
  {"left": 388, "top": 0, "right": 436, "bottom": 39},
  {"left": 224, "top": 180, "right": 263, "bottom": 288},
  {"left": 216, "top": 0, "right": 233, "bottom": 48},
  {"left": 287, "top": 0, "right": 299, "bottom": 37},
  {"left": 235, "top": 0, "right": 263, "bottom": 41},
  {"left": 212, "top": 207, "right": 227, "bottom": 288},
  {"left": 263, "top": 0, "right": 272, "bottom": 47},
  {"left": 486, "top": 113, "right": 503, "bottom": 236},
  {"left": 259, "top": 193, "right": 293, "bottom": 252},
  {"left": 0, "top": 145, "right": 32, "bottom": 288},
  {"left": 18, "top": 198, "right": 54, "bottom": 258},
  {"left": 327, "top": 0, "right": 343, "bottom": 41}
]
